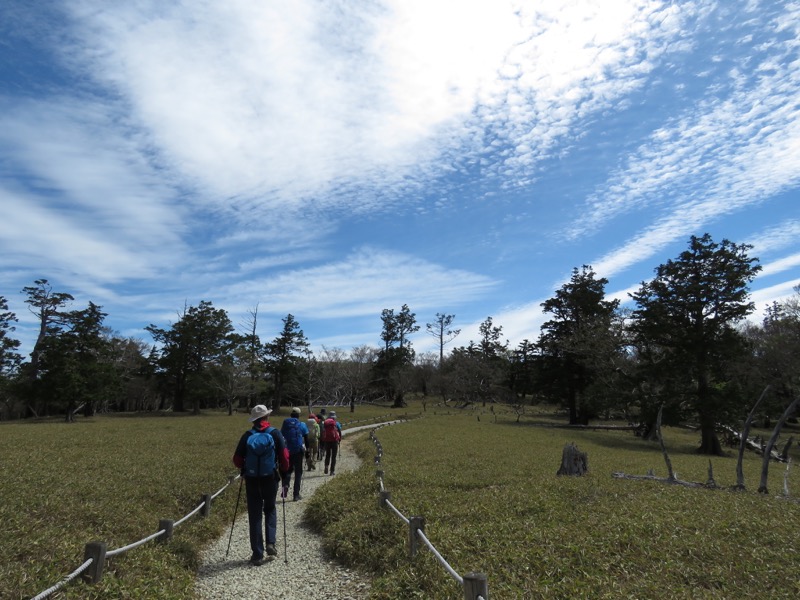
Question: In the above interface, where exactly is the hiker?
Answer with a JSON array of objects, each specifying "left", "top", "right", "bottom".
[
  {"left": 305, "top": 413, "right": 320, "bottom": 471},
  {"left": 232, "top": 404, "right": 290, "bottom": 565},
  {"left": 321, "top": 410, "right": 342, "bottom": 476},
  {"left": 280, "top": 407, "right": 309, "bottom": 501},
  {"left": 316, "top": 408, "right": 327, "bottom": 460}
]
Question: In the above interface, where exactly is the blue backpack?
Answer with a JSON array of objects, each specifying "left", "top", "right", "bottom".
[
  {"left": 244, "top": 429, "right": 276, "bottom": 477},
  {"left": 282, "top": 418, "right": 304, "bottom": 453}
]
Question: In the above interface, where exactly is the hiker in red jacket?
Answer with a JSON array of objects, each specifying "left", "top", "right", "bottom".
[{"left": 320, "top": 411, "right": 342, "bottom": 475}]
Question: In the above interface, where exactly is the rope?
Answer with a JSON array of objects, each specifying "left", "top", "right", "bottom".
[
  {"left": 212, "top": 475, "right": 237, "bottom": 500},
  {"left": 416, "top": 529, "right": 463, "bottom": 585},
  {"left": 106, "top": 529, "right": 166, "bottom": 557},
  {"left": 384, "top": 499, "right": 410, "bottom": 525},
  {"left": 372, "top": 419, "right": 488, "bottom": 598},
  {"left": 29, "top": 558, "right": 93, "bottom": 600},
  {"left": 175, "top": 502, "right": 204, "bottom": 527}
]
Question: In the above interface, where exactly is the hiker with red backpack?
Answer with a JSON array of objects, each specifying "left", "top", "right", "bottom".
[
  {"left": 321, "top": 411, "right": 342, "bottom": 475},
  {"left": 280, "top": 407, "right": 309, "bottom": 501},
  {"left": 232, "top": 405, "right": 290, "bottom": 565}
]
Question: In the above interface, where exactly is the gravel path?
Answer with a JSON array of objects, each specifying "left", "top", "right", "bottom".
[{"left": 195, "top": 427, "right": 378, "bottom": 600}]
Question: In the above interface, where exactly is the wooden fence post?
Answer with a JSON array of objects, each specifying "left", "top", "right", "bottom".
[
  {"left": 82, "top": 541, "right": 107, "bottom": 584},
  {"left": 200, "top": 493, "right": 212, "bottom": 517},
  {"left": 158, "top": 519, "right": 174, "bottom": 542},
  {"left": 409, "top": 516, "right": 425, "bottom": 558},
  {"left": 463, "top": 571, "right": 489, "bottom": 599}
]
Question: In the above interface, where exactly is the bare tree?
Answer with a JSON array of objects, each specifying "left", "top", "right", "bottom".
[{"left": 426, "top": 313, "right": 460, "bottom": 365}]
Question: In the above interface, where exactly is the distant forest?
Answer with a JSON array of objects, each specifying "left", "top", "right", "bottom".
[{"left": 2, "top": 233, "right": 798, "bottom": 456}]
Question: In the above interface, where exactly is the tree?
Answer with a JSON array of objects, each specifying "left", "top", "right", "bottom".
[
  {"left": 630, "top": 234, "right": 761, "bottom": 455},
  {"left": 478, "top": 316, "right": 506, "bottom": 359},
  {"left": 425, "top": 313, "right": 460, "bottom": 365},
  {"left": 37, "top": 302, "right": 115, "bottom": 421},
  {"left": 509, "top": 339, "right": 538, "bottom": 400},
  {"left": 20, "top": 280, "right": 74, "bottom": 414},
  {"left": 374, "top": 305, "right": 419, "bottom": 407},
  {"left": 106, "top": 336, "right": 157, "bottom": 412},
  {"left": 381, "top": 304, "right": 419, "bottom": 353},
  {"left": 310, "top": 344, "right": 379, "bottom": 411},
  {"left": 262, "top": 314, "right": 310, "bottom": 412},
  {"left": 538, "top": 266, "right": 621, "bottom": 424},
  {"left": 444, "top": 317, "right": 510, "bottom": 406},
  {"left": 239, "top": 306, "right": 265, "bottom": 410},
  {"left": 744, "top": 289, "right": 800, "bottom": 422},
  {"left": 0, "top": 296, "right": 22, "bottom": 419},
  {"left": 146, "top": 301, "right": 235, "bottom": 414}
]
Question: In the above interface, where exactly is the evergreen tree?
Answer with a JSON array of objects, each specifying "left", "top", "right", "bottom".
[
  {"left": 373, "top": 304, "right": 419, "bottom": 407},
  {"left": 538, "top": 266, "right": 621, "bottom": 424},
  {"left": 630, "top": 234, "right": 761, "bottom": 455},
  {"left": 0, "top": 296, "right": 22, "bottom": 418},
  {"left": 19, "top": 280, "right": 74, "bottom": 416},
  {"left": 146, "top": 301, "right": 235, "bottom": 413},
  {"left": 262, "top": 314, "right": 310, "bottom": 412}
]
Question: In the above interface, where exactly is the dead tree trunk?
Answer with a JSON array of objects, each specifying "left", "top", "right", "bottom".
[
  {"left": 656, "top": 404, "right": 675, "bottom": 481},
  {"left": 557, "top": 443, "right": 588, "bottom": 476},
  {"left": 735, "top": 386, "right": 770, "bottom": 490},
  {"left": 759, "top": 396, "right": 799, "bottom": 495}
]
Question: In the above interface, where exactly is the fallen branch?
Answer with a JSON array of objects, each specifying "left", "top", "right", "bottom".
[{"left": 611, "top": 471, "right": 707, "bottom": 488}]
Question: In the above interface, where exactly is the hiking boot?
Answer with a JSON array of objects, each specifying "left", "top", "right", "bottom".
[
  {"left": 293, "top": 494, "right": 302, "bottom": 501},
  {"left": 265, "top": 543, "right": 277, "bottom": 557},
  {"left": 324, "top": 467, "right": 328, "bottom": 474},
  {"left": 250, "top": 555, "right": 266, "bottom": 566},
  {"left": 329, "top": 471, "right": 335, "bottom": 476}
]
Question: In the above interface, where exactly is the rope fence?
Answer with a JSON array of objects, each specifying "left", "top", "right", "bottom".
[
  {"left": 29, "top": 474, "right": 238, "bottom": 599},
  {"left": 30, "top": 418, "right": 481, "bottom": 599},
  {"left": 370, "top": 424, "right": 489, "bottom": 600}
]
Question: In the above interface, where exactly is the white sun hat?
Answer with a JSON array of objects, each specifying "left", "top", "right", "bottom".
[{"left": 249, "top": 404, "right": 273, "bottom": 422}]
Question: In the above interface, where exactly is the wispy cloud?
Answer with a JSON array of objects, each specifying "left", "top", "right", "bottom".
[
  {"left": 0, "top": 97, "right": 189, "bottom": 285},
  {"left": 567, "top": 2, "right": 800, "bottom": 269},
  {"left": 2, "top": 0, "right": 799, "bottom": 358},
  {"left": 214, "top": 246, "right": 498, "bottom": 319},
  {"left": 55, "top": 0, "right": 688, "bottom": 220}
]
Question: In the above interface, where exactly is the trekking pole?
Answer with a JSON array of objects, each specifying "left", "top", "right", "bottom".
[
  {"left": 282, "top": 485, "right": 288, "bottom": 563},
  {"left": 225, "top": 476, "right": 244, "bottom": 559}
]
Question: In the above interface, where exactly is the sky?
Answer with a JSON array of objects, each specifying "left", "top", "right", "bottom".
[{"left": 2, "top": 0, "right": 800, "bottom": 359}]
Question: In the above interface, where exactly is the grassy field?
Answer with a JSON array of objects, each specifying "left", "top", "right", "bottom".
[
  {"left": 3, "top": 402, "right": 800, "bottom": 599},
  {"left": 0, "top": 404, "right": 396, "bottom": 599},
  {"left": 308, "top": 405, "right": 800, "bottom": 599}
]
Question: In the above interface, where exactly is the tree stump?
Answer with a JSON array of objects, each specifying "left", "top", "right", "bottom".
[{"left": 557, "top": 442, "right": 588, "bottom": 476}]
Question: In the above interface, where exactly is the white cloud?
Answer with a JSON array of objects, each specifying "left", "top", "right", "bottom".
[
  {"left": 0, "top": 97, "right": 189, "bottom": 286},
  {"left": 747, "top": 220, "right": 800, "bottom": 255},
  {"left": 750, "top": 278, "right": 800, "bottom": 318},
  {"left": 57, "top": 0, "right": 686, "bottom": 222},
  {"left": 214, "top": 246, "right": 498, "bottom": 320},
  {"left": 565, "top": 3, "right": 800, "bottom": 253}
]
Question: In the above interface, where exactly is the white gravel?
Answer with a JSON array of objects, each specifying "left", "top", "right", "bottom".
[{"left": 195, "top": 426, "right": 379, "bottom": 600}]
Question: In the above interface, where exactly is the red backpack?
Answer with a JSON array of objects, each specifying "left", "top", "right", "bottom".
[{"left": 321, "top": 418, "right": 340, "bottom": 443}]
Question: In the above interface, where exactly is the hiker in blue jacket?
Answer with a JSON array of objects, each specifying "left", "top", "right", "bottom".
[
  {"left": 233, "top": 405, "right": 290, "bottom": 565},
  {"left": 280, "top": 407, "right": 309, "bottom": 501}
]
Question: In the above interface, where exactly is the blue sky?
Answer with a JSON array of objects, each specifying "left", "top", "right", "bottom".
[{"left": 2, "top": 0, "right": 799, "bottom": 358}]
